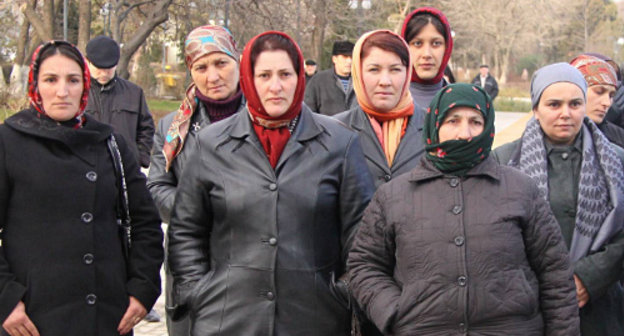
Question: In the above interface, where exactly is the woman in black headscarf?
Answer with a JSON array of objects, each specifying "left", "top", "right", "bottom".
[{"left": 349, "top": 83, "right": 579, "bottom": 335}]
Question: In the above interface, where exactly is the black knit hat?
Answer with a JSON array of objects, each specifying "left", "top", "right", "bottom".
[
  {"left": 86, "top": 36, "right": 120, "bottom": 69},
  {"left": 305, "top": 59, "right": 317, "bottom": 66},
  {"left": 332, "top": 41, "right": 354, "bottom": 56}
]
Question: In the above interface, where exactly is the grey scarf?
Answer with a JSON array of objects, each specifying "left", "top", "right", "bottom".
[{"left": 509, "top": 117, "right": 624, "bottom": 262}]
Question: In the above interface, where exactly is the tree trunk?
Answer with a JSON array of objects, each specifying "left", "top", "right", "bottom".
[
  {"left": 116, "top": 0, "right": 173, "bottom": 79},
  {"left": 22, "top": 0, "right": 53, "bottom": 41},
  {"left": 77, "top": 0, "right": 92, "bottom": 52}
]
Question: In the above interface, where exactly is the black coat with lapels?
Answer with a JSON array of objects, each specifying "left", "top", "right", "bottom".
[{"left": 0, "top": 109, "right": 163, "bottom": 335}]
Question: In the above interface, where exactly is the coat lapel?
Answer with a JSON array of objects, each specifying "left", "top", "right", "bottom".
[
  {"left": 275, "top": 107, "right": 323, "bottom": 173},
  {"left": 391, "top": 110, "right": 425, "bottom": 172},
  {"left": 349, "top": 109, "right": 390, "bottom": 174}
]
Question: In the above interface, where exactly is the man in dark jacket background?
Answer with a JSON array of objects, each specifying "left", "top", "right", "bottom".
[
  {"left": 304, "top": 41, "right": 357, "bottom": 116},
  {"left": 471, "top": 64, "right": 499, "bottom": 101},
  {"left": 85, "top": 36, "right": 155, "bottom": 168}
]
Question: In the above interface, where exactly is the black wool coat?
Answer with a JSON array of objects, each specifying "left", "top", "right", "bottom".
[{"left": 0, "top": 109, "right": 163, "bottom": 336}]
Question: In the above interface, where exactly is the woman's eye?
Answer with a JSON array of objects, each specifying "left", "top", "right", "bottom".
[
  {"left": 433, "top": 40, "right": 444, "bottom": 47},
  {"left": 412, "top": 41, "right": 422, "bottom": 47}
]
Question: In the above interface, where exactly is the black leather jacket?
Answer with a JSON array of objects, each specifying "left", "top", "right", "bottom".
[{"left": 168, "top": 105, "right": 374, "bottom": 335}]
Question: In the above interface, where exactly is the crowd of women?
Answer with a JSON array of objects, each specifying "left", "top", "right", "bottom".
[{"left": 1, "top": 5, "right": 623, "bottom": 336}]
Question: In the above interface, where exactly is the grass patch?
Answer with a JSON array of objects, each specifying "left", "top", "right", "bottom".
[
  {"left": 494, "top": 97, "right": 532, "bottom": 112},
  {"left": 147, "top": 98, "right": 181, "bottom": 126}
]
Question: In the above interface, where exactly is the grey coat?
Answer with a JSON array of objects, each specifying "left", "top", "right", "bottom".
[
  {"left": 168, "top": 105, "right": 374, "bottom": 335},
  {"left": 334, "top": 105, "right": 424, "bottom": 189},
  {"left": 349, "top": 156, "right": 579, "bottom": 336},
  {"left": 304, "top": 69, "right": 357, "bottom": 116},
  {"left": 147, "top": 100, "right": 245, "bottom": 223}
]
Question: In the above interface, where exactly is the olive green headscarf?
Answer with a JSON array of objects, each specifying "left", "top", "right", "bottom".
[{"left": 424, "top": 83, "right": 495, "bottom": 176}]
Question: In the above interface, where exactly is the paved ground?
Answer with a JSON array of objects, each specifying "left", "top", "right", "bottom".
[{"left": 134, "top": 111, "right": 530, "bottom": 336}]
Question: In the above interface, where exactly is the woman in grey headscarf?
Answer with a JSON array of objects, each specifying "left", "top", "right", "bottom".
[{"left": 493, "top": 62, "right": 624, "bottom": 336}]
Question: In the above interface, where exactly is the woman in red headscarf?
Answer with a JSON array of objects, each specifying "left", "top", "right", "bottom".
[
  {"left": 401, "top": 7, "right": 453, "bottom": 112},
  {"left": 0, "top": 41, "right": 163, "bottom": 336},
  {"left": 167, "top": 31, "right": 374, "bottom": 335}
]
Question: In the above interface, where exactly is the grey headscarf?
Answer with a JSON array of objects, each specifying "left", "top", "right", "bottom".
[{"left": 530, "top": 62, "right": 587, "bottom": 109}]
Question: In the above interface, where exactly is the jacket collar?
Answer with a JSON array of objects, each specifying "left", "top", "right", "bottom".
[
  {"left": 5, "top": 109, "right": 114, "bottom": 165},
  {"left": 91, "top": 75, "right": 117, "bottom": 92},
  {"left": 229, "top": 104, "right": 322, "bottom": 142},
  {"left": 227, "top": 104, "right": 324, "bottom": 172},
  {"left": 348, "top": 106, "right": 423, "bottom": 173},
  {"left": 409, "top": 155, "right": 501, "bottom": 183}
]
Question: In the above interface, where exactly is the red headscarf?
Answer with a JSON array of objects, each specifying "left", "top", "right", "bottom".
[
  {"left": 239, "top": 31, "right": 305, "bottom": 168},
  {"left": 400, "top": 7, "right": 453, "bottom": 85},
  {"left": 28, "top": 40, "right": 91, "bottom": 128}
]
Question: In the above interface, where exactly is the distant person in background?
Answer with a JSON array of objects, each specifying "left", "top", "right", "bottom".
[
  {"left": 305, "top": 40, "right": 357, "bottom": 116},
  {"left": 400, "top": 7, "right": 454, "bottom": 112},
  {"left": 444, "top": 66, "right": 456, "bottom": 83},
  {"left": 84, "top": 36, "right": 155, "bottom": 168},
  {"left": 472, "top": 64, "right": 499, "bottom": 100},
  {"left": 304, "top": 59, "right": 317, "bottom": 82},
  {"left": 571, "top": 54, "right": 624, "bottom": 148}
]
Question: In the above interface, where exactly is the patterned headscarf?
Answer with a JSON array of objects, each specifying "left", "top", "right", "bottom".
[
  {"left": 570, "top": 55, "right": 617, "bottom": 87},
  {"left": 28, "top": 40, "right": 91, "bottom": 128},
  {"left": 163, "top": 25, "right": 240, "bottom": 171},
  {"left": 424, "top": 83, "right": 495, "bottom": 176},
  {"left": 400, "top": 7, "right": 454, "bottom": 85},
  {"left": 351, "top": 30, "right": 414, "bottom": 166}
]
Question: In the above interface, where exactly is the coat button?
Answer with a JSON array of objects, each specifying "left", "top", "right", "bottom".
[
  {"left": 266, "top": 291, "right": 275, "bottom": 301},
  {"left": 268, "top": 237, "right": 278, "bottom": 246},
  {"left": 457, "top": 276, "right": 467, "bottom": 286},
  {"left": 562, "top": 152, "right": 569, "bottom": 160},
  {"left": 83, "top": 253, "right": 94, "bottom": 265},
  {"left": 269, "top": 183, "right": 277, "bottom": 191},
  {"left": 81, "top": 212, "right": 93, "bottom": 223},
  {"left": 454, "top": 236, "right": 465, "bottom": 246},
  {"left": 452, "top": 205, "right": 462, "bottom": 215},
  {"left": 449, "top": 178, "right": 459, "bottom": 187},
  {"left": 86, "top": 171, "right": 97, "bottom": 182},
  {"left": 86, "top": 293, "right": 97, "bottom": 305},
  {"left": 384, "top": 174, "right": 391, "bottom": 182}
]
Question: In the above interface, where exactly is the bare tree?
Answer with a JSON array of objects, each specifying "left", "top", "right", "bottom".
[{"left": 77, "top": 0, "right": 91, "bottom": 51}]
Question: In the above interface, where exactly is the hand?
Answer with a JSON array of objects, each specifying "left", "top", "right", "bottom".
[
  {"left": 573, "top": 274, "right": 589, "bottom": 308},
  {"left": 117, "top": 296, "right": 147, "bottom": 335},
  {"left": 2, "top": 301, "right": 40, "bottom": 336}
]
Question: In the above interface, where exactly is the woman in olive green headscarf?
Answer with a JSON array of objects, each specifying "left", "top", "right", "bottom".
[{"left": 349, "top": 83, "right": 579, "bottom": 335}]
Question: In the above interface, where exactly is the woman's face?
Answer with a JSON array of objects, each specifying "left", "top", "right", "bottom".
[
  {"left": 38, "top": 54, "right": 84, "bottom": 121},
  {"left": 585, "top": 84, "right": 616, "bottom": 124},
  {"left": 408, "top": 22, "right": 446, "bottom": 81},
  {"left": 253, "top": 49, "right": 298, "bottom": 117},
  {"left": 438, "top": 106, "right": 484, "bottom": 143},
  {"left": 190, "top": 52, "right": 239, "bottom": 100},
  {"left": 534, "top": 82, "right": 585, "bottom": 145},
  {"left": 362, "top": 47, "right": 407, "bottom": 113}
]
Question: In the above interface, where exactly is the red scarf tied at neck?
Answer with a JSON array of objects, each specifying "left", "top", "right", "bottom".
[{"left": 239, "top": 31, "right": 306, "bottom": 168}]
